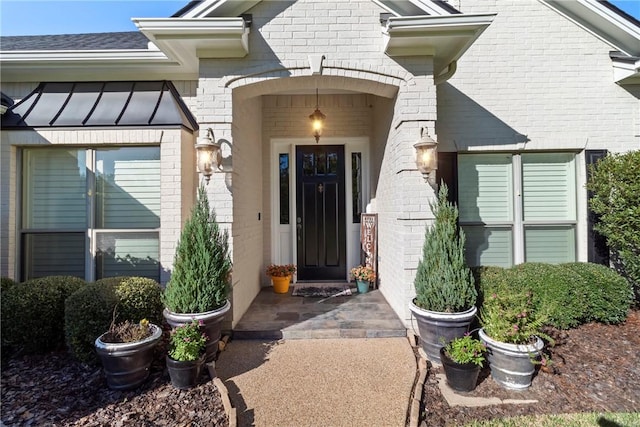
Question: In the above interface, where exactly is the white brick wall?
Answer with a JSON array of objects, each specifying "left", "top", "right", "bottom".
[{"left": 437, "top": 0, "right": 640, "bottom": 153}]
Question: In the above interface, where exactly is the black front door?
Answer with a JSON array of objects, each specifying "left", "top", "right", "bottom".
[{"left": 296, "top": 145, "right": 346, "bottom": 281}]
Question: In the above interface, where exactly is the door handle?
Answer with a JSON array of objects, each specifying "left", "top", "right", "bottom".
[{"left": 296, "top": 217, "right": 302, "bottom": 240}]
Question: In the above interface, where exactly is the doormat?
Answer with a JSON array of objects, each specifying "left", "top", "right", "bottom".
[{"left": 292, "top": 284, "right": 352, "bottom": 298}]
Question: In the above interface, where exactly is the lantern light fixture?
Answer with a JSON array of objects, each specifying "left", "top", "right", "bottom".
[
  {"left": 414, "top": 127, "right": 438, "bottom": 189},
  {"left": 195, "top": 128, "right": 222, "bottom": 184},
  {"left": 309, "top": 89, "right": 326, "bottom": 143}
]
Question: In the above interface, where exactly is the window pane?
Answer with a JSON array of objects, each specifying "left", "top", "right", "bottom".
[
  {"left": 22, "top": 149, "right": 87, "bottom": 228},
  {"left": 96, "top": 147, "right": 160, "bottom": 229},
  {"left": 352, "top": 153, "right": 362, "bottom": 223},
  {"left": 522, "top": 153, "right": 576, "bottom": 221},
  {"left": 279, "top": 153, "right": 289, "bottom": 225},
  {"left": 458, "top": 154, "right": 513, "bottom": 222},
  {"left": 96, "top": 232, "right": 159, "bottom": 281},
  {"left": 22, "top": 233, "right": 85, "bottom": 280},
  {"left": 525, "top": 225, "right": 576, "bottom": 263},
  {"left": 462, "top": 226, "right": 513, "bottom": 268}
]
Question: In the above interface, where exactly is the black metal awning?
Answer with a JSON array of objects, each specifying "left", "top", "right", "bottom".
[{"left": 1, "top": 81, "right": 198, "bottom": 131}]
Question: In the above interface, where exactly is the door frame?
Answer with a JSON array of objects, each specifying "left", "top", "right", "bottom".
[{"left": 270, "top": 137, "right": 370, "bottom": 283}]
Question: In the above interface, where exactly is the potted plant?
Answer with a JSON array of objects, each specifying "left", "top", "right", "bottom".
[
  {"left": 439, "top": 333, "right": 486, "bottom": 392},
  {"left": 350, "top": 265, "right": 376, "bottom": 293},
  {"left": 94, "top": 317, "right": 162, "bottom": 390},
  {"left": 162, "top": 185, "right": 232, "bottom": 366},
  {"left": 166, "top": 320, "right": 208, "bottom": 390},
  {"left": 479, "top": 290, "right": 552, "bottom": 390},
  {"left": 410, "top": 183, "right": 478, "bottom": 363},
  {"left": 265, "top": 264, "right": 297, "bottom": 293}
]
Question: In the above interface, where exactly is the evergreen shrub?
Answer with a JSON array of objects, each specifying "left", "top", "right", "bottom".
[
  {"left": 413, "top": 184, "right": 477, "bottom": 313},
  {"left": 587, "top": 150, "right": 640, "bottom": 301},
  {"left": 163, "top": 185, "right": 231, "bottom": 313},
  {"left": 561, "top": 262, "right": 632, "bottom": 324},
  {"left": 1, "top": 277, "right": 16, "bottom": 293},
  {"left": 509, "top": 263, "right": 585, "bottom": 329},
  {"left": 65, "top": 276, "right": 163, "bottom": 363},
  {"left": 1, "top": 276, "right": 86, "bottom": 355}
]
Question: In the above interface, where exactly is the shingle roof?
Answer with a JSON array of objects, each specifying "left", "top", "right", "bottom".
[{"left": 0, "top": 31, "right": 150, "bottom": 51}]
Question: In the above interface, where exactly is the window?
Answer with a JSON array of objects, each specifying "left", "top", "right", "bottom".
[
  {"left": 279, "top": 153, "right": 289, "bottom": 225},
  {"left": 351, "top": 152, "right": 362, "bottom": 223},
  {"left": 458, "top": 153, "right": 576, "bottom": 267},
  {"left": 21, "top": 147, "right": 160, "bottom": 281}
]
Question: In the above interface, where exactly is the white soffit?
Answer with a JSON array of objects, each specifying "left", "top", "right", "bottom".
[
  {"left": 133, "top": 17, "right": 250, "bottom": 61},
  {"left": 611, "top": 56, "right": 640, "bottom": 84},
  {"left": 541, "top": 0, "right": 640, "bottom": 57},
  {"left": 179, "top": 0, "right": 261, "bottom": 18},
  {"left": 383, "top": 13, "right": 496, "bottom": 75}
]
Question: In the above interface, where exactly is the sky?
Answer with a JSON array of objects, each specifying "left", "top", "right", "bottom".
[{"left": 0, "top": 0, "right": 639, "bottom": 37}]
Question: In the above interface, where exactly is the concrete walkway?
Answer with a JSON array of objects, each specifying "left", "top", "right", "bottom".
[{"left": 216, "top": 338, "right": 416, "bottom": 427}]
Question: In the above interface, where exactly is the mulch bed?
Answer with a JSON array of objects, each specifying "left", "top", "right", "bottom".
[
  {"left": 421, "top": 309, "right": 640, "bottom": 426},
  {"left": 1, "top": 347, "right": 228, "bottom": 427}
]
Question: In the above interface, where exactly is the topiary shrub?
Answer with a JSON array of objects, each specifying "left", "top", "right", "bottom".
[
  {"left": 413, "top": 183, "right": 477, "bottom": 313},
  {"left": 65, "top": 276, "right": 164, "bottom": 364},
  {"left": 561, "top": 262, "right": 632, "bottom": 324},
  {"left": 163, "top": 185, "right": 231, "bottom": 314},
  {"left": 1, "top": 276, "right": 86, "bottom": 355},
  {"left": 509, "top": 263, "right": 586, "bottom": 329}
]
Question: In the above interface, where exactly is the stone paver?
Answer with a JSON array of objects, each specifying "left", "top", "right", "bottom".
[{"left": 217, "top": 338, "right": 416, "bottom": 427}]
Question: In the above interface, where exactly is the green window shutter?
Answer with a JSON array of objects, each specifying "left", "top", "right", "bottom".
[
  {"left": 522, "top": 153, "right": 576, "bottom": 221},
  {"left": 462, "top": 226, "right": 513, "bottom": 268},
  {"left": 524, "top": 225, "right": 576, "bottom": 263},
  {"left": 22, "top": 149, "right": 87, "bottom": 229},
  {"left": 96, "top": 147, "right": 160, "bottom": 229},
  {"left": 458, "top": 154, "right": 513, "bottom": 222}
]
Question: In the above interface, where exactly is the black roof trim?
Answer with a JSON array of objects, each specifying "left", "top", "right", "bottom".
[
  {"left": 1, "top": 81, "right": 198, "bottom": 132},
  {"left": 172, "top": 1, "right": 202, "bottom": 17},
  {"left": 600, "top": 1, "right": 640, "bottom": 28}
]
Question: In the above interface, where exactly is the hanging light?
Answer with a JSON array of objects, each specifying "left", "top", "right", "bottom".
[
  {"left": 414, "top": 127, "right": 438, "bottom": 188},
  {"left": 309, "top": 89, "right": 326, "bottom": 143},
  {"left": 195, "top": 128, "right": 222, "bottom": 184}
]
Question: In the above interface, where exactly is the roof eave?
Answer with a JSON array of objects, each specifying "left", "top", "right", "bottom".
[
  {"left": 540, "top": 0, "right": 640, "bottom": 56},
  {"left": 612, "top": 57, "right": 640, "bottom": 84},
  {"left": 383, "top": 13, "right": 496, "bottom": 76},
  {"left": 0, "top": 49, "right": 195, "bottom": 82},
  {"left": 134, "top": 17, "right": 250, "bottom": 62}
]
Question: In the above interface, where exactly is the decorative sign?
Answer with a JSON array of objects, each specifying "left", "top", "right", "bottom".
[{"left": 360, "top": 214, "right": 378, "bottom": 288}]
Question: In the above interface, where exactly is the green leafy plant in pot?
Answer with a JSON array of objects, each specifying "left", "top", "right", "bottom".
[
  {"left": 166, "top": 320, "right": 208, "bottom": 390},
  {"left": 479, "top": 290, "right": 553, "bottom": 390},
  {"left": 440, "top": 333, "right": 486, "bottom": 392},
  {"left": 409, "top": 183, "right": 478, "bottom": 363},
  {"left": 162, "top": 185, "right": 231, "bottom": 367}
]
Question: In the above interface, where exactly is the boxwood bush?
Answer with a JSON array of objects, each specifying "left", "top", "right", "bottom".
[
  {"left": 1, "top": 277, "right": 17, "bottom": 293},
  {"left": 65, "top": 276, "right": 164, "bottom": 363},
  {"left": 1, "top": 276, "right": 86, "bottom": 355},
  {"left": 474, "top": 262, "right": 633, "bottom": 330},
  {"left": 561, "top": 262, "right": 632, "bottom": 324}
]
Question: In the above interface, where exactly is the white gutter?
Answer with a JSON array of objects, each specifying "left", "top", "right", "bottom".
[{"left": 612, "top": 57, "right": 640, "bottom": 84}]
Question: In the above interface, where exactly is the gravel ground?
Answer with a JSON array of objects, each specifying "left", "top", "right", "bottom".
[{"left": 421, "top": 309, "right": 640, "bottom": 426}]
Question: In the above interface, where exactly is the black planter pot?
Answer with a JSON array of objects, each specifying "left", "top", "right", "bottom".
[
  {"left": 94, "top": 324, "right": 162, "bottom": 391},
  {"left": 166, "top": 354, "right": 205, "bottom": 390},
  {"left": 439, "top": 347, "right": 481, "bottom": 392},
  {"left": 409, "top": 301, "right": 477, "bottom": 363}
]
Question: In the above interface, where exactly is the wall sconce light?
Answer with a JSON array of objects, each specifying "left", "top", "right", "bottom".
[
  {"left": 309, "top": 89, "right": 326, "bottom": 143},
  {"left": 195, "top": 128, "right": 222, "bottom": 184},
  {"left": 414, "top": 127, "right": 438, "bottom": 189}
]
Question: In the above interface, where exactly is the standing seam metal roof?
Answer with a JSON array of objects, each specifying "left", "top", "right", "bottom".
[{"left": 1, "top": 81, "right": 198, "bottom": 131}]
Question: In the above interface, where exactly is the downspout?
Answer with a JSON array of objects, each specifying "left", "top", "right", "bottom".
[{"left": 434, "top": 60, "right": 457, "bottom": 85}]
